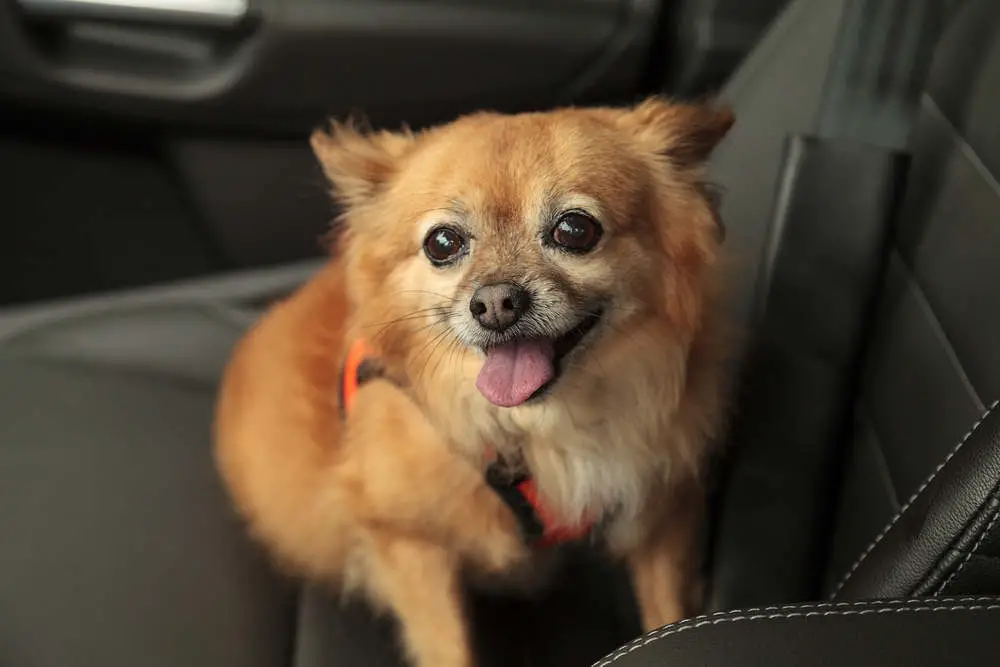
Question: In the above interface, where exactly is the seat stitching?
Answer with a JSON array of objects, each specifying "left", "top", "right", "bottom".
[
  {"left": 935, "top": 500, "right": 1000, "bottom": 596},
  {"left": 917, "top": 475, "right": 1000, "bottom": 596},
  {"left": 592, "top": 596, "right": 997, "bottom": 664},
  {"left": 618, "top": 595, "right": 1000, "bottom": 628},
  {"left": 609, "top": 596, "right": 999, "bottom": 635},
  {"left": 828, "top": 400, "right": 1000, "bottom": 599},
  {"left": 592, "top": 600, "right": 1000, "bottom": 667}
]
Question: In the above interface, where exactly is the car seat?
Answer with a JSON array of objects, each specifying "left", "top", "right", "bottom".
[{"left": 1, "top": 0, "right": 999, "bottom": 664}]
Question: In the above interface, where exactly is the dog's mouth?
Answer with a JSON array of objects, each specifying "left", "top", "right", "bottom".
[
  {"left": 551, "top": 309, "right": 603, "bottom": 365},
  {"left": 475, "top": 309, "right": 603, "bottom": 408}
]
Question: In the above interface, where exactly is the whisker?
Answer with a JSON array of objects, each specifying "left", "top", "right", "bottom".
[
  {"left": 430, "top": 333, "right": 463, "bottom": 385},
  {"left": 427, "top": 327, "right": 456, "bottom": 381},
  {"left": 366, "top": 305, "right": 451, "bottom": 342},
  {"left": 397, "top": 289, "right": 457, "bottom": 301},
  {"left": 414, "top": 328, "right": 453, "bottom": 383},
  {"left": 364, "top": 306, "right": 448, "bottom": 328}
]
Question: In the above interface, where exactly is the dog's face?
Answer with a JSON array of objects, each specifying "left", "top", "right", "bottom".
[{"left": 312, "top": 99, "right": 732, "bottom": 409}]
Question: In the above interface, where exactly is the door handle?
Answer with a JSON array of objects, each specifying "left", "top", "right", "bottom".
[{"left": 15, "top": 0, "right": 249, "bottom": 27}]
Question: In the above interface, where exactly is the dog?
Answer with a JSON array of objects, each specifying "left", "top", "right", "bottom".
[{"left": 213, "top": 97, "right": 734, "bottom": 667}]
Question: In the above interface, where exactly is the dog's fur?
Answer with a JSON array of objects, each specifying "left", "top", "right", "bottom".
[{"left": 214, "top": 98, "right": 734, "bottom": 667}]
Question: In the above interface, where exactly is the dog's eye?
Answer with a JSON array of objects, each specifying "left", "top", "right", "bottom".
[
  {"left": 550, "top": 211, "right": 603, "bottom": 253},
  {"left": 423, "top": 226, "right": 467, "bottom": 266}
]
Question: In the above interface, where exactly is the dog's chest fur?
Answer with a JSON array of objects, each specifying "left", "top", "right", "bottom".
[{"left": 420, "top": 349, "right": 686, "bottom": 541}]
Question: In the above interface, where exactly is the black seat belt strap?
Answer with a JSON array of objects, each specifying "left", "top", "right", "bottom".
[{"left": 711, "top": 0, "right": 962, "bottom": 606}]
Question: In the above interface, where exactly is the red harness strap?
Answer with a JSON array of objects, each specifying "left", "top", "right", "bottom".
[
  {"left": 517, "top": 479, "right": 592, "bottom": 546},
  {"left": 338, "top": 339, "right": 594, "bottom": 548},
  {"left": 339, "top": 338, "right": 375, "bottom": 418}
]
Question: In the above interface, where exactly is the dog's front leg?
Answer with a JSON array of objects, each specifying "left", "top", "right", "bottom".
[
  {"left": 342, "top": 379, "right": 527, "bottom": 573},
  {"left": 368, "top": 533, "right": 472, "bottom": 667},
  {"left": 621, "top": 481, "right": 704, "bottom": 632}
]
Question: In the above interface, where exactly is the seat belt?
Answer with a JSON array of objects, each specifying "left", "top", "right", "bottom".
[
  {"left": 754, "top": 0, "right": 956, "bottom": 315},
  {"left": 708, "top": 0, "right": 963, "bottom": 608}
]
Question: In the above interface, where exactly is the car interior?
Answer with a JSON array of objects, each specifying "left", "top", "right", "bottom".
[{"left": 1, "top": 0, "right": 999, "bottom": 664}]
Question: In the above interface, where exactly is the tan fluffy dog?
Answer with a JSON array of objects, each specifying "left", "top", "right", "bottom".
[{"left": 214, "top": 98, "right": 734, "bottom": 667}]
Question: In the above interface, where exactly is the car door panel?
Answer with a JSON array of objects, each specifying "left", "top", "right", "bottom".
[
  {"left": 0, "top": 0, "right": 663, "bottom": 304},
  {"left": 0, "top": 0, "right": 656, "bottom": 128}
]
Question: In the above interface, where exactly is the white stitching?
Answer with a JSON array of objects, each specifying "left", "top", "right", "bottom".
[
  {"left": 828, "top": 400, "right": 1000, "bottom": 599},
  {"left": 593, "top": 599, "right": 1000, "bottom": 667},
  {"left": 936, "top": 502, "right": 1000, "bottom": 595},
  {"left": 595, "top": 402, "right": 1000, "bottom": 666},
  {"left": 615, "top": 595, "right": 1000, "bottom": 630},
  {"left": 606, "top": 596, "right": 998, "bottom": 636},
  {"left": 594, "top": 602, "right": 1000, "bottom": 667},
  {"left": 830, "top": 400, "right": 1000, "bottom": 597},
  {"left": 592, "top": 596, "right": 998, "bottom": 666}
]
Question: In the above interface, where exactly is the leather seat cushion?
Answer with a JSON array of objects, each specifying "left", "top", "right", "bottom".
[
  {"left": 0, "top": 353, "right": 298, "bottom": 667},
  {"left": 0, "top": 303, "right": 641, "bottom": 667}
]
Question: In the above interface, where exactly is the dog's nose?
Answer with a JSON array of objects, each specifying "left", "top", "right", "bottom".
[{"left": 470, "top": 282, "right": 530, "bottom": 332}]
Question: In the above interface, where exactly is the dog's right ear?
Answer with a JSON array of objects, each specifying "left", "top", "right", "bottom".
[{"left": 310, "top": 120, "right": 417, "bottom": 209}]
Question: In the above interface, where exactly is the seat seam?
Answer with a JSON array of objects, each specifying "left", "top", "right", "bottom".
[
  {"left": 829, "top": 400, "right": 1000, "bottom": 599},
  {"left": 914, "top": 479, "right": 1000, "bottom": 596},
  {"left": 935, "top": 499, "right": 1000, "bottom": 596},
  {"left": 620, "top": 595, "right": 1000, "bottom": 629},
  {"left": 593, "top": 599, "right": 1000, "bottom": 667},
  {"left": 894, "top": 251, "right": 985, "bottom": 413},
  {"left": 858, "top": 403, "right": 901, "bottom": 510},
  {"left": 922, "top": 95, "right": 1000, "bottom": 202},
  {"left": 0, "top": 301, "right": 247, "bottom": 348},
  {"left": 0, "top": 352, "right": 218, "bottom": 392}
]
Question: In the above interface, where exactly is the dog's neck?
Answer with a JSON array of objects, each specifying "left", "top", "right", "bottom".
[{"left": 403, "top": 341, "right": 689, "bottom": 536}]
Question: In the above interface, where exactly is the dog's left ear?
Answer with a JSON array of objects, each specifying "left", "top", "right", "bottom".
[
  {"left": 616, "top": 97, "right": 734, "bottom": 167},
  {"left": 310, "top": 120, "right": 417, "bottom": 210}
]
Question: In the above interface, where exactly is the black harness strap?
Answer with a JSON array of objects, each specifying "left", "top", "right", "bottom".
[{"left": 484, "top": 462, "right": 546, "bottom": 544}]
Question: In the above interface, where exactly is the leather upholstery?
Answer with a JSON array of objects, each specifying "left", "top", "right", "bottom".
[
  {"left": 591, "top": 597, "right": 1000, "bottom": 667},
  {"left": 822, "top": 0, "right": 1000, "bottom": 595},
  {"left": 0, "top": 351, "right": 298, "bottom": 667},
  {"left": 832, "top": 401, "right": 1000, "bottom": 599},
  {"left": 704, "top": 0, "right": 901, "bottom": 609},
  {"left": 713, "top": 135, "right": 907, "bottom": 604},
  {"left": 707, "top": 0, "right": 1000, "bottom": 609}
]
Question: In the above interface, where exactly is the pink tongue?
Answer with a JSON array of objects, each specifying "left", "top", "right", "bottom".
[{"left": 476, "top": 340, "right": 556, "bottom": 407}]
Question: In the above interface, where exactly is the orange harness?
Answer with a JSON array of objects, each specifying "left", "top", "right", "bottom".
[{"left": 339, "top": 339, "right": 593, "bottom": 548}]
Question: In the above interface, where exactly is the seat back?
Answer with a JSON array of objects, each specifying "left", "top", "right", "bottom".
[
  {"left": 823, "top": 0, "right": 1000, "bottom": 594},
  {"left": 705, "top": 0, "right": 1000, "bottom": 609}
]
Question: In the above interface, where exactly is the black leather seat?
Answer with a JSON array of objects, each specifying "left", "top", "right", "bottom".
[
  {"left": 704, "top": 0, "right": 1000, "bottom": 610},
  {"left": 3, "top": 0, "right": 1000, "bottom": 665}
]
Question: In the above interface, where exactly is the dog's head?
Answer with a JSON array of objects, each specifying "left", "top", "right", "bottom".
[{"left": 312, "top": 99, "right": 733, "bottom": 409}]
